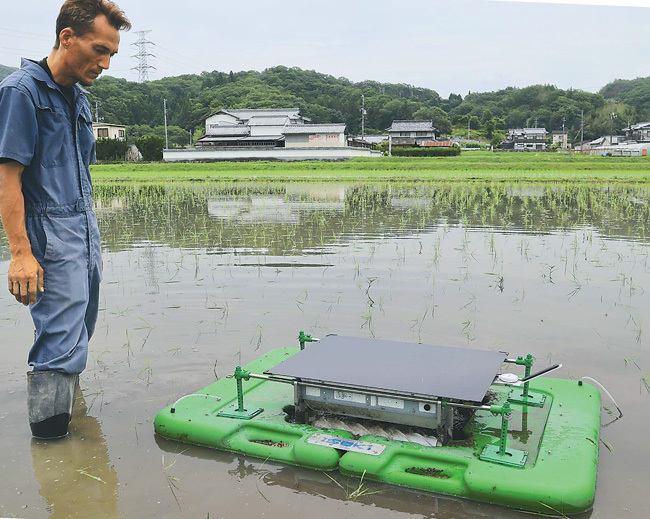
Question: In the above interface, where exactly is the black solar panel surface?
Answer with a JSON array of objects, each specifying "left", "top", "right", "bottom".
[{"left": 265, "top": 335, "right": 506, "bottom": 402}]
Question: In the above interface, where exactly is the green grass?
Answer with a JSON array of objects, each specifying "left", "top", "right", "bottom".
[{"left": 91, "top": 152, "right": 650, "bottom": 183}]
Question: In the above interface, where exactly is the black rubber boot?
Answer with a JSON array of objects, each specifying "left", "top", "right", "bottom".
[{"left": 27, "top": 371, "right": 78, "bottom": 439}]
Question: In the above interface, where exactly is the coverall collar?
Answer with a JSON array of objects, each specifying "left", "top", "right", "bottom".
[{"left": 20, "top": 58, "right": 89, "bottom": 99}]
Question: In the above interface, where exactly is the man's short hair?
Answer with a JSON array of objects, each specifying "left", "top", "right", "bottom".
[{"left": 55, "top": 0, "right": 131, "bottom": 48}]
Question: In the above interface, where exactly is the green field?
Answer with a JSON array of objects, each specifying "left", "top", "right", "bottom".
[{"left": 90, "top": 152, "right": 650, "bottom": 182}]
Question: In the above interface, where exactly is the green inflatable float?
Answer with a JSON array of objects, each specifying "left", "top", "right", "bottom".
[{"left": 155, "top": 334, "right": 606, "bottom": 515}]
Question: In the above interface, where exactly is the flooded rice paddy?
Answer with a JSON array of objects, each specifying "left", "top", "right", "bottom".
[{"left": 1, "top": 181, "right": 649, "bottom": 519}]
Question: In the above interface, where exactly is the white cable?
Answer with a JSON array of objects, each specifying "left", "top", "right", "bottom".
[
  {"left": 580, "top": 377, "right": 623, "bottom": 419},
  {"left": 170, "top": 394, "right": 221, "bottom": 412}
]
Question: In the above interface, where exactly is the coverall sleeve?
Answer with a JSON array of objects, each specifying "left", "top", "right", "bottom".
[{"left": 0, "top": 86, "right": 38, "bottom": 167}]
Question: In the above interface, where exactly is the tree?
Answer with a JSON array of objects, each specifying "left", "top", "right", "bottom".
[
  {"left": 413, "top": 106, "right": 452, "bottom": 135},
  {"left": 484, "top": 118, "right": 497, "bottom": 139},
  {"left": 585, "top": 102, "right": 635, "bottom": 141},
  {"left": 95, "top": 138, "right": 128, "bottom": 161},
  {"left": 136, "top": 135, "right": 164, "bottom": 161}
]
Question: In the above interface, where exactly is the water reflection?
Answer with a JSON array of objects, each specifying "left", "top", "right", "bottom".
[
  {"left": 30, "top": 389, "right": 118, "bottom": 519},
  {"left": 92, "top": 182, "right": 649, "bottom": 255},
  {"left": 155, "top": 436, "right": 546, "bottom": 519},
  {"left": 0, "top": 183, "right": 648, "bottom": 261}
]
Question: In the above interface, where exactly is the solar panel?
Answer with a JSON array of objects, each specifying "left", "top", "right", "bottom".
[{"left": 265, "top": 335, "right": 507, "bottom": 403}]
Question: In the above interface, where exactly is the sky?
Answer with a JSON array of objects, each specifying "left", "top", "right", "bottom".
[{"left": 1, "top": 0, "right": 648, "bottom": 97}]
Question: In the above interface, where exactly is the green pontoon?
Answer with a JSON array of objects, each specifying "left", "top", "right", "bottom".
[{"left": 155, "top": 334, "right": 603, "bottom": 515}]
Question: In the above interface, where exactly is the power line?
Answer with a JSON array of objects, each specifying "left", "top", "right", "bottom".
[
  {"left": 154, "top": 43, "right": 213, "bottom": 72},
  {"left": 153, "top": 53, "right": 203, "bottom": 74},
  {"left": 0, "top": 44, "right": 50, "bottom": 57},
  {"left": 131, "top": 30, "right": 156, "bottom": 82},
  {"left": 0, "top": 26, "right": 51, "bottom": 41}
]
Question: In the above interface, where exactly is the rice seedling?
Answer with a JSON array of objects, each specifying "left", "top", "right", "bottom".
[
  {"left": 322, "top": 470, "right": 383, "bottom": 502},
  {"left": 641, "top": 373, "right": 650, "bottom": 394},
  {"left": 76, "top": 467, "right": 106, "bottom": 484},
  {"left": 138, "top": 360, "right": 153, "bottom": 386},
  {"left": 162, "top": 451, "right": 185, "bottom": 511}
]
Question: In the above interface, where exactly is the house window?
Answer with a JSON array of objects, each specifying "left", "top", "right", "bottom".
[
  {"left": 97, "top": 128, "right": 109, "bottom": 137},
  {"left": 119, "top": 130, "right": 125, "bottom": 138}
]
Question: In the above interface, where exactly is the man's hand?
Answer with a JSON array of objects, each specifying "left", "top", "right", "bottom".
[
  {"left": 8, "top": 251, "right": 44, "bottom": 305},
  {"left": 1, "top": 160, "right": 43, "bottom": 305}
]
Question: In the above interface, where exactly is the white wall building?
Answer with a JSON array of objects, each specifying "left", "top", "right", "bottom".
[
  {"left": 552, "top": 130, "right": 568, "bottom": 149},
  {"left": 177, "top": 108, "right": 375, "bottom": 160},
  {"left": 504, "top": 128, "right": 548, "bottom": 151},
  {"left": 200, "top": 108, "right": 310, "bottom": 147},
  {"left": 93, "top": 122, "right": 126, "bottom": 141},
  {"left": 623, "top": 122, "right": 650, "bottom": 142},
  {"left": 385, "top": 120, "right": 438, "bottom": 146},
  {"left": 283, "top": 124, "right": 347, "bottom": 147}
]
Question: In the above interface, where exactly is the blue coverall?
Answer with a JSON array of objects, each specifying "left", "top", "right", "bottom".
[{"left": 0, "top": 59, "right": 102, "bottom": 374}]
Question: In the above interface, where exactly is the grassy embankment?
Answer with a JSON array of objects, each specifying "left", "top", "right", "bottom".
[{"left": 90, "top": 152, "right": 650, "bottom": 183}]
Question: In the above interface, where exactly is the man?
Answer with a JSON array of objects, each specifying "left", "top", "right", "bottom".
[{"left": 0, "top": 0, "right": 130, "bottom": 439}]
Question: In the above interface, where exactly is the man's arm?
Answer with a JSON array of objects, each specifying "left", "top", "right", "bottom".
[{"left": 0, "top": 160, "right": 44, "bottom": 305}]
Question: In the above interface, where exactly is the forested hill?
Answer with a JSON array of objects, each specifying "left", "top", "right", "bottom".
[
  {"left": 0, "top": 65, "right": 18, "bottom": 82},
  {"left": 601, "top": 76, "right": 650, "bottom": 121},
  {"left": 1, "top": 62, "right": 648, "bottom": 146},
  {"left": 85, "top": 66, "right": 449, "bottom": 141},
  {"left": 83, "top": 66, "right": 625, "bottom": 145}
]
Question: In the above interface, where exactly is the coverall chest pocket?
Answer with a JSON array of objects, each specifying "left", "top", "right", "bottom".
[
  {"left": 35, "top": 105, "right": 70, "bottom": 169},
  {"left": 78, "top": 108, "right": 96, "bottom": 166}
]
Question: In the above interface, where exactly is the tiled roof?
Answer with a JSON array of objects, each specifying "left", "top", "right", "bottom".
[
  {"left": 386, "top": 120, "right": 436, "bottom": 132},
  {"left": 220, "top": 108, "right": 301, "bottom": 119},
  {"left": 198, "top": 136, "right": 246, "bottom": 142},
  {"left": 508, "top": 128, "right": 548, "bottom": 136},
  {"left": 248, "top": 116, "right": 291, "bottom": 126},
  {"left": 624, "top": 122, "right": 650, "bottom": 131},
  {"left": 92, "top": 122, "right": 126, "bottom": 128},
  {"left": 283, "top": 124, "right": 346, "bottom": 134}
]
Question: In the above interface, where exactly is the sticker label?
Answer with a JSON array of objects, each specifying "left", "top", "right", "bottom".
[
  {"left": 333, "top": 391, "right": 367, "bottom": 404},
  {"left": 305, "top": 386, "right": 321, "bottom": 397},
  {"left": 377, "top": 396, "right": 404, "bottom": 409},
  {"left": 307, "top": 433, "right": 386, "bottom": 456}
]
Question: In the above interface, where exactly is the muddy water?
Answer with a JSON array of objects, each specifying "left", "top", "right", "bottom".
[{"left": 1, "top": 182, "right": 648, "bottom": 519}]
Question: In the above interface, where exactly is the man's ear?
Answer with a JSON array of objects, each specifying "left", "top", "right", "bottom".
[{"left": 58, "top": 28, "right": 74, "bottom": 49}]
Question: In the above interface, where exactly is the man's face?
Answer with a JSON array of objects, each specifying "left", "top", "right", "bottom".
[{"left": 64, "top": 14, "right": 120, "bottom": 86}]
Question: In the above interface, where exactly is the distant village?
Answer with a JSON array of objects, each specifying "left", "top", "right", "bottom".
[{"left": 92, "top": 108, "right": 650, "bottom": 162}]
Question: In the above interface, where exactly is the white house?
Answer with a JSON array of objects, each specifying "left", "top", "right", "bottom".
[
  {"left": 93, "top": 122, "right": 126, "bottom": 140},
  {"left": 199, "top": 108, "right": 310, "bottom": 147},
  {"left": 552, "top": 130, "right": 568, "bottom": 149},
  {"left": 168, "top": 108, "right": 379, "bottom": 161},
  {"left": 385, "top": 120, "right": 438, "bottom": 146},
  {"left": 503, "top": 128, "right": 548, "bottom": 151},
  {"left": 623, "top": 122, "right": 650, "bottom": 142}
]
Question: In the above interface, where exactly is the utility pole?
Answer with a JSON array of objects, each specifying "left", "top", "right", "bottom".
[
  {"left": 163, "top": 98, "right": 169, "bottom": 150},
  {"left": 95, "top": 101, "right": 100, "bottom": 123},
  {"left": 534, "top": 117, "right": 539, "bottom": 128},
  {"left": 131, "top": 30, "right": 156, "bottom": 82},
  {"left": 360, "top": 94, "right": 366, "bottom": 139},
  {"left": 610, "top": 111, "right": 617, "bottom": 146},
  {"left": 580, "top": 109, "right": 584, "bottom": 143},
  {"left": 467, "top": 118, "right": 470, "bottom": 140},
  {"left": 189, "top": 128, "right": 193, "bottom": 147}
]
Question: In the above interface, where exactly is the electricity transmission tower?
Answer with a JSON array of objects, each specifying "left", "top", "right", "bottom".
[{"left": 131, "top": 30, "right": 156, "bottom": 82}]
